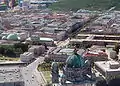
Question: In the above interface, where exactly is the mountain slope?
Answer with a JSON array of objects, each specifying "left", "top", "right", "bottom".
[{"left": 50, "top": 0, "right": 120, "bottom": 11}]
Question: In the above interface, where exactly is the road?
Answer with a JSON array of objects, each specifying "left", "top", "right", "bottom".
[
  {"left": 57, "top": 7, "right": 117, "bottom": 48},
  {"left": 21, "top": 57, "right": 46, "bottom": 86}
]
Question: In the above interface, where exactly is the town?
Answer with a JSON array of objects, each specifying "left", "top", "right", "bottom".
[{"left": 0, "top": 0, "right": 120, "bottom": 86}]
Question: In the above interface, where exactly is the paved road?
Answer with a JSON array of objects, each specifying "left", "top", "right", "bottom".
[{"left": 21, "top": 57, "right": 46, "bottom": 86}]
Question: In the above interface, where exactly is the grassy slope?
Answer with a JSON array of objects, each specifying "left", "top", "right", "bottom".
[
  {"left": 0, "top": 56, "right": 19, "bottom": 61},
  {"left": 50, "top": 0, "right": 120, "bottom": 11}
]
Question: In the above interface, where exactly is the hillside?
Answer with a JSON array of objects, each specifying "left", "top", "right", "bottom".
[{"left": 50, "top": 0, "right": 120, "bottom": 11}]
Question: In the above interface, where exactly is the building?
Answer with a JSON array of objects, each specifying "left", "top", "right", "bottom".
[
  {"left": 51, "top": 49, "right": 96, "bottom": 86},
  {"left": 20, "top": 52, "right": 34, "bottom": 62},
  {"left": 1, "top": 30, "right": 28, "bottom": 41},
  {"left": 118, "top": 49, "right": 120, "bottom": 60},
  {"left": 18, "top": 0, "right": 23, "bottom": 7},
  {"left": 95, "top": 61, "right": 120, "bottom": 81},
  {"left": 46, "top": 48, "right": 73, "bottom": 62},
  {"left": 83, "top": 45, "right": 108, "bottom": 63},
  {"left": 46, "top": 47, "right": 85, "bottom": 62},
  {"left": 0, "top": 3, "right": 7, "bottom": 11},
  {"left": 6, "top": 33, "right": 20, "bottom": 41},
  {"left": 70, "top": 34, "right": 120, "bottom": 47},
  {"left": 106, "top": 48, "right": 117, "bottom": 60},
  {"left": 26, "top": 35, "right": 55, "bottom": 46},
  {"left": 0, "top": 65, "right": 24, "bottom": 86},
  {"left": 28, "top": 45, "right": 45, "bottom": 57},
  {"left": 51, "top": 62, "right": 59, "bottom": 83},
  {"left": 62, "top": 53, "right": 92, "bottom": 83}
]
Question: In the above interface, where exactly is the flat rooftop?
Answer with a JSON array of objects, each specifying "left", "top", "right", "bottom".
[
  {"left": 77, "top": 34, "right": 120, "bottom": 38},
  {"left": 95, "top": 61, "right": 120, "bottom": 72},
  {"left": 70, "top": 39, "right": 120, "bottom": 43},
  {"left": 59, "top": 48, "right": 74, "bottom": 55},
  {"left": 0, "top": 66, "right": 24, "bottom": 83},
  {"left": 0, "top": 61, "right": 26, "bottom": 65}
]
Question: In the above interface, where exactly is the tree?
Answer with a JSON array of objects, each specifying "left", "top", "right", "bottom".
[
  {"left": 46, "top": 82, "right": 52, "bottom": 86},
  {"left": 43, "top": 43, "right": 48, "bottom": 50},
  {"left": 104, "top": 42, "right": 108, "bottom": 47},
  {"left": 0, "top": 47, "right": 5, "bottom": 55},
  {"left": 59, "top": 62, "right": 65, "bottom": 70},
  {"left": 44, "top": 58, "right": 51, "bottom": 63},
  {"left": 5, "top": 49, "right": 16, "bottom": 57},
  {"left": 108, "top": 78, "right": 120, "bottom": 86},
  {"left": 113, "top": 43, "right": 120, "bottom": 54},
  {"left": 96, "top": 80, "right": 107, "bottom": 86},
  {"left": 14, "top": 43, "right": 29, "bottom": 52},
  {"left": 85, "top": 44, "right": 92, "bottom": 49}
]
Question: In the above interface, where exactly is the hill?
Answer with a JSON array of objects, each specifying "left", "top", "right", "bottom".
[{"left": 50, "top": 0, "right": 120, "bottom": 11}]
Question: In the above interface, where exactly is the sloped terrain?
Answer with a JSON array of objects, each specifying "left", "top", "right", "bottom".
[{"left": 50, "top": 0, "right": 120, "bottom": 11}]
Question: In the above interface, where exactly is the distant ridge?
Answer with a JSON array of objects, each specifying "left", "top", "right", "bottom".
[{"left": 50, "top": 0, "right": 120, "bottom": 11}]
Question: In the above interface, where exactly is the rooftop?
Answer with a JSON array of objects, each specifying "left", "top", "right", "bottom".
[
  {"left": 95, "top": 61, "right": 120, "bottom": 72},
  {"left": 0, "top": 66, "right": 24, "bottom": 83}
]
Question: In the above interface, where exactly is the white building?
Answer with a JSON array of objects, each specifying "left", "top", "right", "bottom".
[
  {"left": 106, "top": 48, "right": 117, "bottom": 59},
  {"left": 95, "top": 61, "right": 120, "bottom": 81},
  {"left": 118, "top": 49, "right": 120, "bottom": 60},
  {"left": 20, "top": 52, "right": 34, "bottom": 62}
]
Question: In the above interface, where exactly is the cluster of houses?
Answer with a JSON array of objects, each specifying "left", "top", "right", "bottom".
[
  {"left": 84, "top": 11, "right": 120, "bottom": 34},
  {"left": 0, "top": 9, "right": 95, "bottom": 46}
]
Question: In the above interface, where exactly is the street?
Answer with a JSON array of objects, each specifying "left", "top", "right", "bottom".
[{"left": 21, "top": 57, "right": 46, "bottom": 86}]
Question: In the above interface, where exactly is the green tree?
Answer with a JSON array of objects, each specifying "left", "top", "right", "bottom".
[
  {"left": 0, "top": 47, "right": 5, "bottom": 55},
  {"left": 46, "top": 82, "right": 52, "bottom": 86},
  {"left": 114, "top": 43, "right": 120, "bottom": 54},
  {"left": 44, "top": 58, "right": 52, "bottom": 63},
  {"left": 14, "top": 43, "right": 29, "bottom": 52}
]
